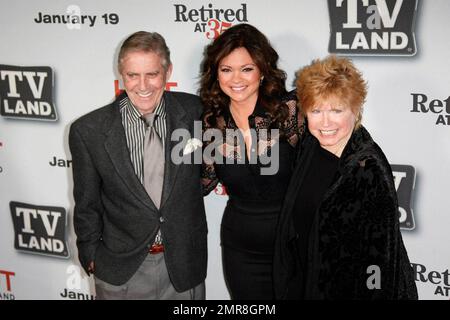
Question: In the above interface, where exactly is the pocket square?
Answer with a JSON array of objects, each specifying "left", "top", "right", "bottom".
[{"left": 183, "top": 138, "right": 203, "bottom": 155}]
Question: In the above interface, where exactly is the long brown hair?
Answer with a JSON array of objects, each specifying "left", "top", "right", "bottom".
[{"left": 199, "top": 23, "right": 288, "bottom": 129}]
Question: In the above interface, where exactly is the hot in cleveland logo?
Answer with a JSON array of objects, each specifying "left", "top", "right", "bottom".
[
  {"left": 10, "top": 201, "right": 69, "bottom": 258},
  {"left": 173, "top": 3, "right": 248, "bottom": 39},
  {"left": 328, "top": 0, "right": 418, "bottom": 55},
  {"left": 0, "top": 64, "right": 58, "bottom": 120}
]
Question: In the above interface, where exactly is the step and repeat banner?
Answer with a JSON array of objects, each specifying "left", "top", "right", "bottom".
[{"left": 1, "top": 0, "right": 449, "bottom": 300}]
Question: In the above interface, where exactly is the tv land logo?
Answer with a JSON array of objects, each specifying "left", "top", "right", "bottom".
[
  {"left": 173, "top": 3, "right": 248, "bottom": 39},
  {"left": 411, "top": 93, "right": 450, "bottom": 126},
  {"left": 0, "top": 64, "right": 58, "bottom": 121},
  {"left": 0, "top": 269, "right": 16, "bottom": 300},
  {"left": 10, "top": 201, "right": 69, "bottom": 258},
  {"left": 391, "top": 164, "right": 415, "bottom": 230},
  {"left": 328, "top": 0, "right": 418, "bottom": 55},
  {"left": 412, "top": 263, "right": 450, "bottom": 298}
]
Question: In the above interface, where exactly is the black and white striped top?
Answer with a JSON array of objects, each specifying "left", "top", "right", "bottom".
[
  {"left": 120, "top": 94, "right": 167, "bottom": 246},
  {"left": 119, "top": 94, "right": 167, "bottom": 184}
]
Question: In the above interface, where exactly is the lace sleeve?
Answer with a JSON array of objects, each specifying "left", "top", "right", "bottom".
[
  {"left": 202, "top": 161, "right": 219, "bottom": 196},
  {"left": 201, "top": 116, "right": 220, "bottom": 196},
  {"left": 283, "top": 99, "right": 304, "bottom": 147}
]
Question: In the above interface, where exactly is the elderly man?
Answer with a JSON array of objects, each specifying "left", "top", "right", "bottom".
[{"left": 69, "top": 31, "right": 206, "bottom": 299}]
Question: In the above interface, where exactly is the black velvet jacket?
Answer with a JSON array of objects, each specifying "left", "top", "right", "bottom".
[{"left": 273, "top": 126, "right": 418, "bottom": 300}]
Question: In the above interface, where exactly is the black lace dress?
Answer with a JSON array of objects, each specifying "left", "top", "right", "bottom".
[{"left": 202, "top": 93, "right": 301, "bottom": 299}]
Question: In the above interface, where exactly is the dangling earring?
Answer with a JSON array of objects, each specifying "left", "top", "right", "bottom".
[{"left": 260, "top": 76, "right": 264, "bottom": 86}]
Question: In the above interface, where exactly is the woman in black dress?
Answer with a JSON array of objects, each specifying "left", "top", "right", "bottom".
[
  {"left": 199, "top": 23, "right": 302, "bottom": 299},
  {"left": 273, "top": 55, "right": 418, "bottom": 299}
]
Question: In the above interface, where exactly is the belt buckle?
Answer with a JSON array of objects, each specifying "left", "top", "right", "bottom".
[{"left": 149, "top": 243, "right": 164, "bottom": 254}]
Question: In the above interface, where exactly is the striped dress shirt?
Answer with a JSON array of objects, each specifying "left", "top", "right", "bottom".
[
  {"left": 119, "top": 95, "right": 167, "bottom": 183},
  {"left": 119, "top": 94, "right": 167, "bottom": 245}
]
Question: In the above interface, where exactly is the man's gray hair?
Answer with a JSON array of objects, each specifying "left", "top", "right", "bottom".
[{"left": 118, "top": 31, "right": 171, "bottom": 72}]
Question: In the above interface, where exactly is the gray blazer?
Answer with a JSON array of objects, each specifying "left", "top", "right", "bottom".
[{"left": 69, "top": 91, "right": 207, "bottom": 291}]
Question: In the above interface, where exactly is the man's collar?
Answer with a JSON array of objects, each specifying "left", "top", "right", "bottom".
[
  {"left": 124, "top": 94, "right": 167, "bottom": 123},
  {"left": 153, "top": 94, "right": 167, "bottom": 119}
]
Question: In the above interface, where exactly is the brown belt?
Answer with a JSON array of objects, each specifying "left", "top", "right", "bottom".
[{"left": 149, "top": 244, "right": 164, "bottom": 254}]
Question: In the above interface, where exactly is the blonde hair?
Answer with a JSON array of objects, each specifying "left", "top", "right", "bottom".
[{"left": 295, "top": 55, "right": 367, "bottom": 129}]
